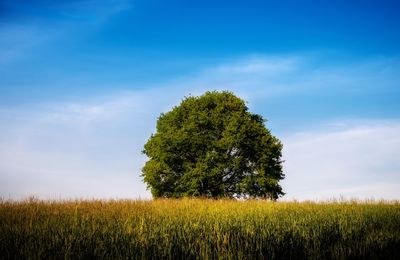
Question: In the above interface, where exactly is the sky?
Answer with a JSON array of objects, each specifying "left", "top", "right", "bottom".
[{"left": 0, "top": 0, "right": 399, "bottom": 200}]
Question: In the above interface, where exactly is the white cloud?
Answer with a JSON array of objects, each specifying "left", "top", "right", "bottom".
[
  {"left": 0, "top": 86, "right": 190, "bottom": 200},
  {"left": 0, "top": 0, "right": 133, "bottom": 66},
  {"left": 148, "top": 54, "right": 400, "bottom": 110},
  {"left": 281, "top": 121, "right": 400, "bottom": 201},
  {"left": 211, "top": 56, "right": 299, "bottom": 74},
  {"left": 0, "top": 54, "right": 399, "bottom": 200}
]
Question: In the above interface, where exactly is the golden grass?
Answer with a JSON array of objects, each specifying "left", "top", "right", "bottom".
[{"left": 1, "top": 198, "right": 399, "bottom": 259}]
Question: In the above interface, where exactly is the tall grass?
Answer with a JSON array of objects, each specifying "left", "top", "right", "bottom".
[{"left": 1, "top": 198, "right": 399, "bottom": 259}]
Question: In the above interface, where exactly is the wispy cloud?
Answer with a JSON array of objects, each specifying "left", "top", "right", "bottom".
[
  {"left": 0, "top": 23, "right": 52, "bottom": 65},
  {"left": 0, "top": 0, "right": 133, "bottom": 21},
  {"left": 0, "top": 0, "right": 133, "bottom": 66},
  {"left": 150, "top": 53, "right": 400, "bottom": 102},
  {"left": 0, "top": 88, "right": 174, "bottom": 199},
  {"left": 0, "top": 54, "right": 399, "bottom": 200},
  {"left": 210, "top": 55, "right": 299, "bottom": 75},
  {"left": 281, "top": 121, "right": 400, "bottom": 201}
]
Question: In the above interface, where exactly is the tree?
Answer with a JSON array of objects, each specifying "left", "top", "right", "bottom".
[{"left": 142, "top": 91, "right": 284, "bottom": 200}]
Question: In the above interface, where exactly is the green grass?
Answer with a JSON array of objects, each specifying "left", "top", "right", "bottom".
[{"left": 1, "top": 198, "right": 399, "bottom": 259}]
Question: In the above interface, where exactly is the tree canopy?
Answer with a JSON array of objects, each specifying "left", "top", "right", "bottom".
[{"left": 142, "top": 91, "right": 284, "bottom": 199}]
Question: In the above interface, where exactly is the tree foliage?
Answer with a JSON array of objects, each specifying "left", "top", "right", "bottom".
[{"left": 142, "top": 91, "right": 284, "bottom": 199}]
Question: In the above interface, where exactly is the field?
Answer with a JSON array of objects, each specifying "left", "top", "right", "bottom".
[{"left": 1, "top": 198, "right": 399, "bottom": 259}]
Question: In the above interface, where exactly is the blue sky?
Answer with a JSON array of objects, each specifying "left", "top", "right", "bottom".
[{"left": 0, "top": 0, "right": 399, "bottom": 200}]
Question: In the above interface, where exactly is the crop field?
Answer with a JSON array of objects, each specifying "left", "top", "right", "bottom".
[{"left": 0, "top": 198, "right": 399, "bottom": 259}]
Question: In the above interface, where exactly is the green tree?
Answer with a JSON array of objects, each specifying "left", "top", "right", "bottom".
[{"left": 142, "top": 91, "right": 284, "bottom": 200}]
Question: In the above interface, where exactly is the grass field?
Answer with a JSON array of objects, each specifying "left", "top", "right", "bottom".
[{"left": 1, "top": 198, "right": 399, "bottom": 259}]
